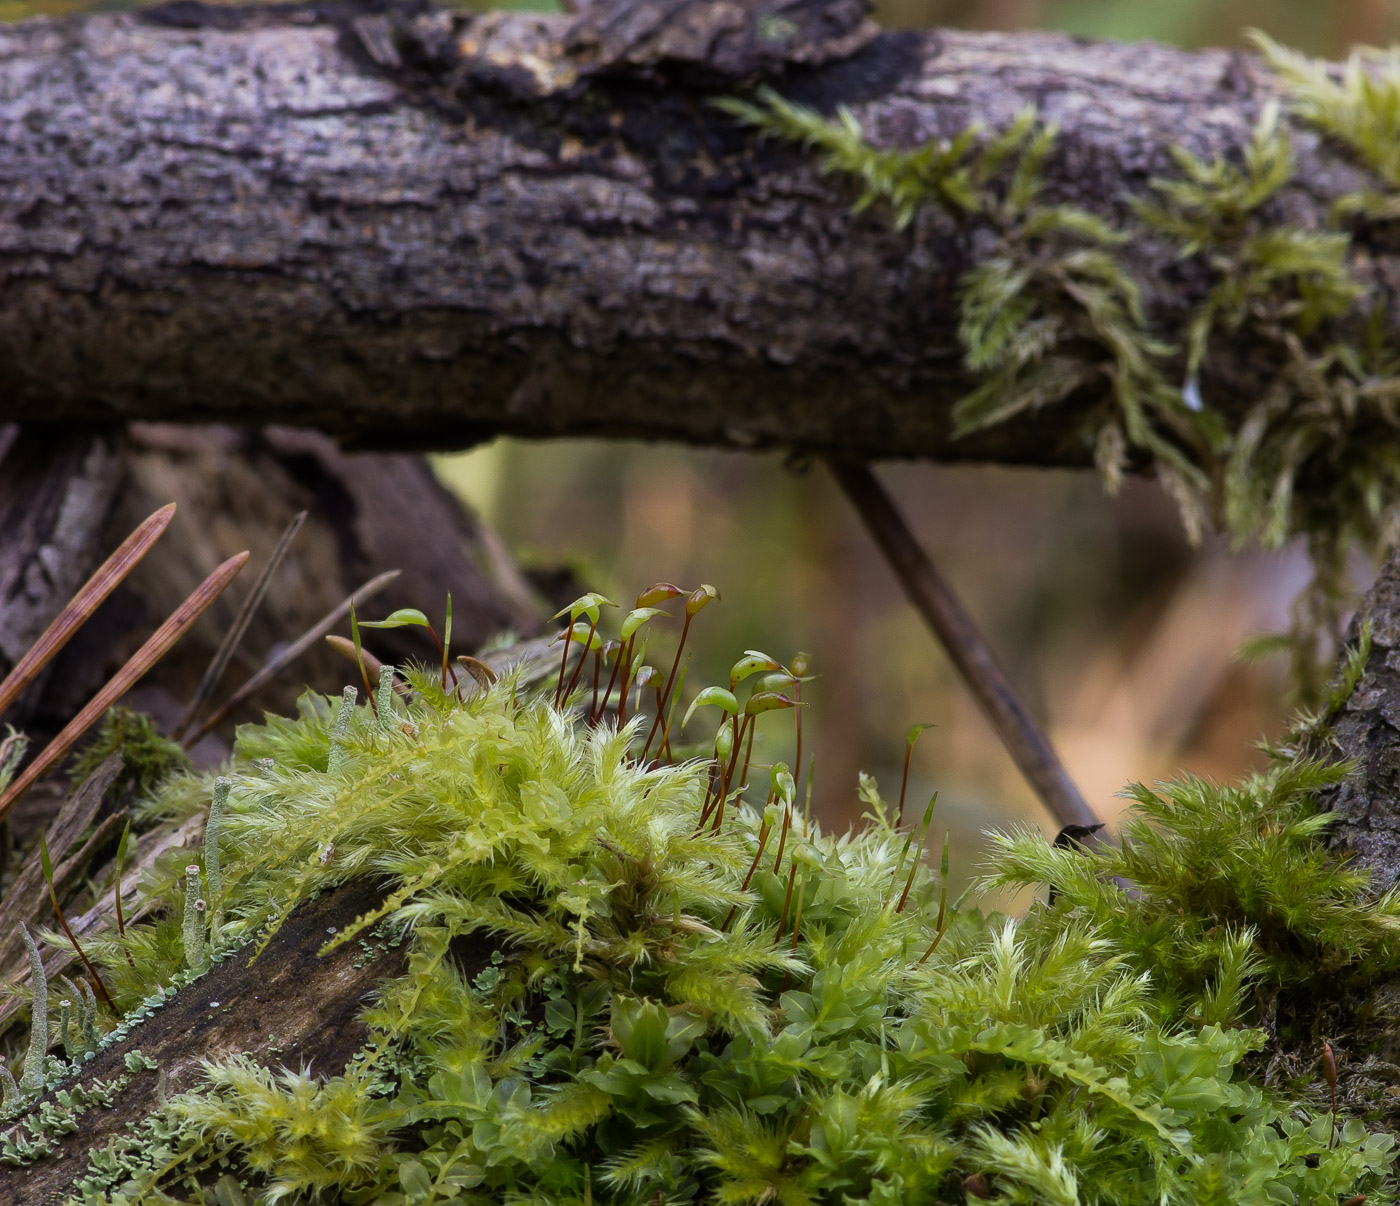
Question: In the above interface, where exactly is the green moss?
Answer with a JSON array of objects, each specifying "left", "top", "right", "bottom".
[
  {"left": 69, "top": 707, "right": 190, "bottom": 802},
  {"left": 720, "top": 92, "right": 1206, "bottom": 515},
  {"left": 723, "top": 43, "right": 1400, "bottom": 703},
  {"left": 32, "top": 651, "right": 1400, "bottom": 1204},
  {"left": 1252, "top": 33, "right": 1400, "bottom": 202}
]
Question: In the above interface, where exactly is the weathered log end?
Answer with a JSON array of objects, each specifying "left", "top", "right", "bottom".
[{"left": 0, "top": 877, "right": 420, "bottom": 1204}]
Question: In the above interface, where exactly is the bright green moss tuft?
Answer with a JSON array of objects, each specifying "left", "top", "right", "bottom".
[
  {"left": 69, "top": 707, "right": 190, "bottom": 802},
  {"left": 48, "top": 664, "right": 1400, "bottom": 1204}
]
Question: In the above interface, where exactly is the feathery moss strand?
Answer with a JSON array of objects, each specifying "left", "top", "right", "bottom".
[{"left": 724, "top": 45, "right": 1400, "bottom": 701}]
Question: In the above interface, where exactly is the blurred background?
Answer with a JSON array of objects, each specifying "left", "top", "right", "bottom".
[{"left": 6, "top": 0, "right": 1390, "bottom": 894}]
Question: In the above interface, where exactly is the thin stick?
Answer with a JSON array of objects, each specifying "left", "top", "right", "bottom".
[
  {"left": 658, "top": 664, "right": 689, "bottom": 765},
  {"left": 593, "top": 644, "right": 624, "bottom": 726},
  {"left": 616, "top": 634, "right": 637, "bottom": 724},
  {"left": 792, "top": 677, "right": 804, "bottom": 803},
  {"left": 826, "top": 460, "right": 1099, "bottom": 831},
  {"left": 774, "top": 859, "right": 799, "bottom": 944},
  {"left": 0, "top": 551, "right": 250, "bottom": 823},
  {"left": 724, "top": 806, "right": 777, "bottom": 930},
  {"left": 709, "top": 714, "right": 749, "bottom": 833},
  {"left": 553, "top": 623, "right": 575, "bottom": 707},
  {"left": 0, "top": 503, "right": 176, "bottom": 723},
  {"left": 697, "top": 759, "right": 723, "bottom": 831},
  {"left": 896, "top": 794, "right": 938, "bottom": 913},
  {"left": 897, "top": 743, "right": 915, "bottom": 828},
  {"left": 174, "top": 510, "right": 306, "bottom": 740},
  {"left": 183, "top": 569, "right": 401, "bottom": 746},
  {"left": 771, "top": 801, "right": 794, "bottom": 877},
  {"left": 734, "top": 714, "right": 758, "bottom": 799}
]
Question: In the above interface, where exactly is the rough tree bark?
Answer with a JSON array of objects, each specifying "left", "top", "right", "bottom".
[
  {"left": 1314, "top": 559, "right": 1400, "bottom": 891},
  {"left": 0, "top": 0, "right": 1378, "bottom": 462}
]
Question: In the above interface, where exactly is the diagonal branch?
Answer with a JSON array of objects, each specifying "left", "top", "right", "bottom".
[{"left": 828, "top": 459, "right": 1099, "bottom": 830}]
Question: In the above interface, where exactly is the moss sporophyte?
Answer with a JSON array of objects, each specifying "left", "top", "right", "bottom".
[
  {"left": 0, "top": 586, "right": 1391, "bottom": 1204},
  {"left": 722, "top": 34, "right": 1400, "bottom": 702}
]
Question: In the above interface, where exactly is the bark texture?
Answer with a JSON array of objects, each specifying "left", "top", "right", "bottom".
[
  {"left": 0, "top": 0, "right": 1379, "bottom": 462},
  {"left": 1316, "top": 551, "right": 1400, "bottom": 891}
]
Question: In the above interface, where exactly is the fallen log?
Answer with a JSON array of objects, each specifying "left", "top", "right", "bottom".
[{"left": 0, "top": 0, "right": 1382, "bottom": 471}]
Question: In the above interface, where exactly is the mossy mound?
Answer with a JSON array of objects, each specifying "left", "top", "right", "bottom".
[{"left": 5, "top": 660, "right": 1394, "bottom": 1203}]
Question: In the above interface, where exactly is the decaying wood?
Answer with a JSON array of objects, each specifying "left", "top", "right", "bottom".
[
  {"left": 0, "top": 811, "right": 207, "bottom": 1036},
  {"left": 0, "top": 876, "right": 445, "bottom": 1205},
  {"left": 0, "top": 419, "right": 542, "bottom": 1078},
  {"left": 0, "top": 0, "right": 1379, "bottom": 463},
  {"left": 0, "top": 430, "right": 126, "bottom": 732},
  {"left": 0, "top": 756, "right": 123, "bottom": 981}
]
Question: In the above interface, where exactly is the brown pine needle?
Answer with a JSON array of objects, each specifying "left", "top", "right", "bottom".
[
  {"left": 326, "top": 634, "right": 388, "bottom": 684},
  {"left": 174, "top": 510, "right": 306, "bottom": 740},
  {"left": 0, "top": 503, "right": 176, "bottom": 723},
  {"left": 0, "top": 551, "right": 250, "bottom": 823},
  {"left": 183, "top": 568, "right": 401, "bottom": 747}
]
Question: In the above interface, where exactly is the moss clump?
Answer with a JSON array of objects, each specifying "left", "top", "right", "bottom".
[
  {"left": 990, "top": 757, "right": 1400, "bottom": 1023},
  {"left": 723, "top": 39, "right": 1400, "bottom": 702},
  {"left": 717, "top": 94, "right": 1204, "bottom": 518},
  {"left": 31, "top": 653, "right": 1399, "bottom": 1204},
  {"left": 69, "top": 707, "right": 190, "bottom": 802}
]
